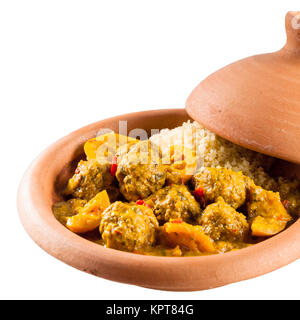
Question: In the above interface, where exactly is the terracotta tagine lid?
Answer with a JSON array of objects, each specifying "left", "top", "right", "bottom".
[{"left": 186, "top": 11, "right": 300, "bottom": 164}]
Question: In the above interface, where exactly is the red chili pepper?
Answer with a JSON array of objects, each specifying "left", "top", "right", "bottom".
[
  {"left": 171, "top": 218, "right": 183, "bottom": 224},
  {"left": 110, "top": 156, "right": 118, "bottom": 176},
  {"left": 75, "top": 167, "right": 81, "bottom": 174},
  {"left": 194, "top": 187, "right": 204, "bottom": 198},
  {"left": 194, "top": 187, "right": 206, "bottom": 207},
  {"left": 135, "top": 199, "right": 152, "bottom": 208},
  {"left": 115, "top": 230, "right": 122, "bottom": 235}
]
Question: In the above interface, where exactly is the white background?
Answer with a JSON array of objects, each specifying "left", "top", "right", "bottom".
[{"left": 1, "top": 0, "right": 299, "bottom": 300}]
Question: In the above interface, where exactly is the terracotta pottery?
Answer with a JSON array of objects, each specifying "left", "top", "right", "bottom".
[
  {"left": 186, "top": 11, "right": 300, "bottom": 165},
  {"left": 18, "top": 109, "right": 300, "bottom": 291}
]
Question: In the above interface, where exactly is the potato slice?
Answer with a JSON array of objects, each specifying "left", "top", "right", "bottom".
[
  {"left": 247, "top": 185, "right": 292, "bottom": 237},
  {"left": 84, "top": 132, "right": 138, "bottom": 161},
  {"left": 161, "top": 220, "right": 216, "bottom": 253},
  {"left": 162, "top": 145, "right": 197, "bottom": 184},
  {"left": 66, "top": 190, "right": 110, "bottom": 233},
  {"left": 251, "top": 216, "right": 290, "bottom": 237}
]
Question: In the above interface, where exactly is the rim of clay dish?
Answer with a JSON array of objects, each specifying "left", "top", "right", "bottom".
[{"left": 17, "top": 109, "right": 300, "bottom": 291}]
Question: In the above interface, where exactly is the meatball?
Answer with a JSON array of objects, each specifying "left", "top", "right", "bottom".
[
  {"left": 100, "top": 201, "right": 159, "bottom": 252},
  {"left": 192, "top": 167, "right": 247, "bottom": 209},
  {"left": 116, "top": 141, "right": 167, "bottom": 201},
  {"left": 200, "top": 197, "right": 249, "bottom": 242},
  {"left": 247, "top": 184, "right": 292, "bottom": 237},
  {"left": 64, "top": 159, "right": 114, "bottom": 201},
  {"left": 145, "top": 184, "right": 201, "bottom": 224}
]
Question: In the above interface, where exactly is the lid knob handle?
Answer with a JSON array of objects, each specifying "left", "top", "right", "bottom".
[{"left": 284, "top": 11, "right": 300, "bottom": 54}]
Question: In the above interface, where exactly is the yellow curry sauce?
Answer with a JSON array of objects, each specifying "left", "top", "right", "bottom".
[{"left": 53, "top": 132, "right": 296, "bottom": 257}]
